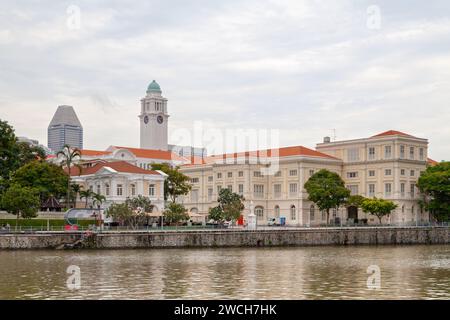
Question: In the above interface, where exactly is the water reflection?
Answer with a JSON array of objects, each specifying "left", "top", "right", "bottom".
[{"left": 0, "top": 245, "right": 448, "bottom": 299}]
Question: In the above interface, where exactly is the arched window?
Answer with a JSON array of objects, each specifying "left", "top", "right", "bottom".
[
  {"left": 290, "top": 205, "right": 296, "bottom": 220},
  {"left": 105, "top": 183, "right": 110, "bottom": 196},
  {"left": 310, "top": 205, "right": 315, "bottom": 221},
  {"left": 190, "top": 207, "right": 198, "bottom": 214},
  {"left": 274, "top": 205, "right": 280, "bottom": 218},
  {"left": 255, "top": 206, "right": 264, "bottom": 219}
]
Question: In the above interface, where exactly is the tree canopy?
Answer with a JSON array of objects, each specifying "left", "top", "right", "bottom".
[
  {"left": 361, "top": 197, "right": 398, "bottom": 224},
  {"left": 1, "top": 184, "right": 40, "bottom": 220},
  {"left": 151, "top": 163, "right": 192, "bottom": 202},
  {"left": 106, "top": 196, "right": 154, "bottom": 229},
  {"left": 164, "top": 202, "right": 189, "bottom": 225},
  {"left": 208, "top": 188, "right": 245, "bottom": 222},
  {"left": 11, "top": 160, "right": 68, "bottom": 202},
  {"left": 304, "top": 169, "right": 350, "bottom": 224},
  {"left": 417, "top": 162, "right": 450, "bottom": 222}
]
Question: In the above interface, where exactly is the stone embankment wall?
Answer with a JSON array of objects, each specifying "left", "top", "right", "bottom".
[{"left": 0, "top": 227, "right": 448, "bottom": 250}]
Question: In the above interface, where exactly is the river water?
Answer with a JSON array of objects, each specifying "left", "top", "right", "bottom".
[{"left": 0, "top": 245, "right": 449, "bottom": 299}]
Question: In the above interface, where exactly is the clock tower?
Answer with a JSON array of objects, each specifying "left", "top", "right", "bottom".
[{"left": 139, "top": 80, "right": 169, "bottom": 150}]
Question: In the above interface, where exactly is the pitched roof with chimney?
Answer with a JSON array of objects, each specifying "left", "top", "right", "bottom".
[{"left": 67, "top": 161, "right": 162, "bottom": 176}]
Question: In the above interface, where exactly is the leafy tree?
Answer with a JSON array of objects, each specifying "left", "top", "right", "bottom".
[
  {"left": 361, "top": 197, "right": 398, "bottom": 224},
  {"left": 1, "top": 184, "right": 40, "bottom": 226},
  {"left": 304, "top": 169, "right": 350, "bottom": 224},
  {"left": 16, "top": 142, "right": 46, "bottom": 165},
  {"left": 0, "top": 119, "right": 19, "bottom": 183},
  {"left": 106, "top": 196, "right": 154, "bottom": 229},
  {"left": 92, "top": 193, "right": 106, "bottom": 208},
  {"left": 417, "top": 162, "right": 450, "bottom": 222},
  {"left": 151, "top": 163, "right": 192, "bottom": 202},
  {"left": 10, "top": 160, "right": 68, "bottom": 202},
  {"left": 57, "top": 145, "right": 82, "bottom": 209},
  {"left": 164, "top": 202, "right": 189, "bottom": 225},
  {"left": 346, "top": 195, "right": 367, "bottom": 207},
  {"left": 80, "top": 189, "right": 95, "bottom": 208},
  {"left": 208, "top": 188, "right": 244, "bottom": 222}
]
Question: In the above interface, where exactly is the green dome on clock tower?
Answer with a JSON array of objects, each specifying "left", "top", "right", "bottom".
[{"left": 146, "top": 80, "right": 162, "bottom": 94}]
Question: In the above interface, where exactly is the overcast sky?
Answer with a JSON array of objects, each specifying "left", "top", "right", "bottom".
[{"left": 0, "top": 0, "right": 449, "bottom": 160}]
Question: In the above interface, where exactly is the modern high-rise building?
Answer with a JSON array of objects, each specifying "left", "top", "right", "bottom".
[{"left": 48, "top": 105, "right": 83, "bottom": 152}]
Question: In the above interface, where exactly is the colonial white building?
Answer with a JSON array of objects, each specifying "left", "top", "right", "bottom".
[
  {"left": 179, "top": 130, "right": 435, "bottom": 226},
  {"left": 69, "top": 160, "right": 167, "bottom": 213}
]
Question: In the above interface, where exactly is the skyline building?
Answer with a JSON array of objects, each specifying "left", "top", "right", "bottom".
[{"left": 47, "top": 105, "right": 83, "bottom": 152}]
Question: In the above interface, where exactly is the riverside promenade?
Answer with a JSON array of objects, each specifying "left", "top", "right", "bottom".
[{"left": 0, "top": 226, "right": 448, "bottom": 249}]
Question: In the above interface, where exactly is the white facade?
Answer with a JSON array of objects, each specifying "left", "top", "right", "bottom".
[{"left": 139, "top": 80, "right": 169, "bottom": 151}]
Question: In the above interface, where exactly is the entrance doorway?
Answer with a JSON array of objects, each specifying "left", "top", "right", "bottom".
[{"left": 347, "top": 206, "right": 358, "bottom": 223}]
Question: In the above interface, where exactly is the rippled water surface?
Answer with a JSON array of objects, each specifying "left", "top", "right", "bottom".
[{"left": 0, "top": 245, "right": 449, "bottom": 299}]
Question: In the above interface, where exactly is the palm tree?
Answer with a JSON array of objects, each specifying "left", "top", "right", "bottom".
[
  {"left": 70, "top": 184, "right": 82, "bottom": 208},
  {"left": 57, "top": 145, "right": 82, "bottom": 210},
  {"left": 93, "top": 193, "right": 106, "bottom": 208},
  {"left": 80, "top": 189, "right": 94, "bottom": 208}
]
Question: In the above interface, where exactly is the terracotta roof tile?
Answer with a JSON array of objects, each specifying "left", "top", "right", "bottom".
[
  {"left": 80, "top": 149, "right": 112, "bottom": 156},
  {"left": 427, "top": 158, "right": 439, "bottom": 166},
  {"left": 371, "top": 130, "right": 416, "bottom": 138},
  {"left": 112, "top": 146, "right": 184, "bottom": 161}
]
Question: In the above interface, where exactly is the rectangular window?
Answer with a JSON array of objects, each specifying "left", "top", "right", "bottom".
[
  {"left": 368, "top": 184, "right": 375, "bottom": 197},
  {"left": 347, "top": 148, "right": 359, "bottom": 162},
  {"left": 208, "top": 176, "right": 213, "bottom": 182},
  {"left": 419, "top": 148, "right": 424, "bottom": 161},
  {"left": 96, "top": 185, "right": 101, "bottom": 195},
  {"left": 131, "top": 184, "right": 136, "bottom": 196},
  {"left": 410, "top": 147, "right": 415, "bottom": 160},
  {"left": 401, "top": 169, "right": 405, "bottom": 176},
  {"left": 191, "top": 190, "right": 198, "bottom": 202},
  {"left": 368, "top": 170, "right": 376, "bottom": 177},
  {"left": 401, "top": 183, "right": 405, "bottom": 197},
  {"left": 368, "top": 147, "right": 375, "bottom": 160},
  {"left": 385, "top": 169, "right": 392, "bottom": 176},
  {"left": 208, "top": 188, "right": 213, "bottom": 201},
  {"left": 385, "top": 183, "right": 392, "bottom": 197},
  {"left": 309, "top": 169, "right": 315, "bottom": 177},
  {"left": 227, "top": 172, "right": 233, "bottom": 178},
  {"left": 347, "top": 185, "right": 359, "bottom": 195},
  {"left": 117, "top": 184, "right": 123, "bottom": 196},
  {"left": 217, "top": 173, "right": 222, "bottom": 179},
  {"left": 105, "top": 184, "right": 110, "bottom": 196},
  {"left": 410, "top": 184, "right": 415, "bottom": 198},
  {"left": 347, "top": 172, "right": 358, "bottom": 178},
  {"left": 253, "top": 171, "right": 263, "bottom": 178},
  {"left": 238, "top": 171, "right": 244, "bottom": 177},
  {"left": 238, "top": 184, "right": 244, "bottom": 195},
  {"left": 410, "top": 170, "right": 415, "bottom": 177},
  {"left": 227, "top": 185, "right": 233, "bottom": 192},
  {"left": 217, "top": 185, "right": 222, "bottom": 194},
  {"left": 191, "top": 178, "right": 199, "bottom": 183},
  {"left": 385, "top": 146, "right": 392, "bottom": 159},
  {"left": 274, "top": 171, "right": 282, "bottom": 177},
  {"left": 273, "top": 184, "right": 281, "bottom": 198},
  {"left": 149, "top": 184, "right": 155, "bottom": 196},
  {"left": 289, "top": 183, "right": 298, "bottom": 195},
  {"left": 289, "top": 169, "right": 298, "bottom": 176},
  {"left": 400, "top": 145, "right": 405, "bottom": 159},
  {"left": 253, "top": 184, "right": 264, "bottom": 198}
]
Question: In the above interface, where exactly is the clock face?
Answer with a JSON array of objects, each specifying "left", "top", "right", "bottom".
[
  {"left": 143, "top": 115, "right": 149, "bottom": 124},
  {"left": 157, "top": 115, "right": 164, "bottom": 124}
]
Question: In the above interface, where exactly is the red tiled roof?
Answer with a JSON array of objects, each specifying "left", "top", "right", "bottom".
[
  {"left": 427, "top": 158, "right": 439, "bottom": 166},
  {"left": 183, "top": 145, "right": 339, "bottom": 167},
  {"left": 80, "top": 149, "right": 112, "bottom": 156},
  {"left": 66, "top": 161, "right": 162, "bottom": 176},
  {"left": 112, "top": 146, "right": 184, "bottom": 161},
  {"left": 371, "top": 130, "right": 416, "bottom": 138}
]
